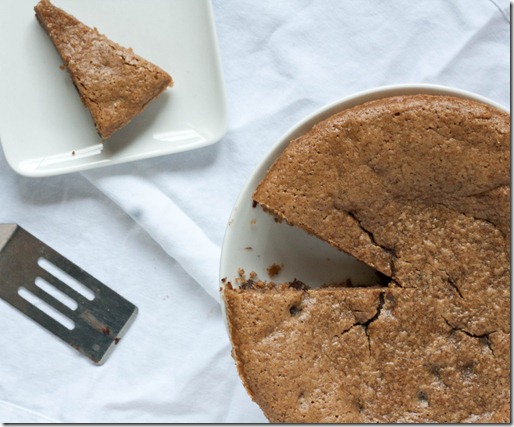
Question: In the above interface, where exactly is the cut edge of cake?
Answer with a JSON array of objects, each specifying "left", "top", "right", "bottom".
[{"left": 228, "top": 94, "right": 510, "bottom": 423}]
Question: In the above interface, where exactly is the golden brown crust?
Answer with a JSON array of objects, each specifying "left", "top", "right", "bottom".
[
  {"left": 224, "top": 284, "right": 384, "bottom": 423},
  {"left": 226, "top": 95, "right": 510, "bottom": 423},
  {"left": 224, "top": 284, "right": 510, "bottom": 423},
  {"left": 254, "top": 95, "right": 510, "bottom": 276},
  {"left": 35, "top": 0, "right": 173, "bottom": 139}
]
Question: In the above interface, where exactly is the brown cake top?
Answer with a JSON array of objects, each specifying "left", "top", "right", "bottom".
[
  {"left": 225, "top": 94, "right": 510, "bottom": 422},
  {"left": 224, "top": 282, "right": 510, "bottom": 423},
  {"left": 35, "top": 0, "right": 173, "bottom": 139},
  {"left": 254, "top": 95, "right": 510, "bottom": 278}
]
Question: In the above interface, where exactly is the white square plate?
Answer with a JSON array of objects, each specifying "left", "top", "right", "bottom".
[{"left": 0, "top": 0, "right": 227, "bottom": 177}]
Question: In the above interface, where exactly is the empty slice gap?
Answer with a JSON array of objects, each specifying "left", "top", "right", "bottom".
[
  {"left": 38, "top": 257, "right": 95, "bottom": 301},
  {"left": 18, "top": 287, "right": 76, "bottom": 330}
]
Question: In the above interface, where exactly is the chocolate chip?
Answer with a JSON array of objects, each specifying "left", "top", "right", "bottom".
[
  {"left": 289, "top": 305, "right": 302, "bottom": 316},
  {"left": 417, "top": 391, "right": 428, "bottom": 402},
  {"left": 241, "top": 279, "right": 254, "bottom": 290},
  {"left": 289, "top": 279, "right": 309, "bottom": 290}
]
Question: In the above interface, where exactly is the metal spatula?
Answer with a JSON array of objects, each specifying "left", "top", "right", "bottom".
[{"left": 0, "top": 223, "right": 137, "bottom": 365}]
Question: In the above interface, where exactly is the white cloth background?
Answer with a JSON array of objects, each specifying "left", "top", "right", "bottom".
[{"left": 0, "top": 0, "right": 510, "bottom": 423}]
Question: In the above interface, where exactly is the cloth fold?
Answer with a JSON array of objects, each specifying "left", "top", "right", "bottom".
[{"left": 82, "top": 172, "right": 222, "bottom": 303}]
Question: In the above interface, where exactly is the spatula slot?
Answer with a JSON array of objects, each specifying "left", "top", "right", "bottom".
[
  {"left": 0, "top": 224, "right": 138, "bottom": 364},
  {"left": 38, "top": 257, "right": 95, "bottom": 301},
  {"left": 18, "top": 286, "right": 76, "bottom": 330},
  {"left": 34, "top": 277, "right": 78, "bottom": 311}
]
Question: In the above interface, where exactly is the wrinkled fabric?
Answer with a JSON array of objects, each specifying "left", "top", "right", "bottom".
[{"left": 0, "top": 0, "right": 509, "bottom": 423}]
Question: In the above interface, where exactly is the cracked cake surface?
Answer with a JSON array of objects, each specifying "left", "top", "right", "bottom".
[
  {"left": 223, "top": 95, "right": 510, "bottom": 423},
  {"left": 35, "top": 0, "right": 173, "bottom": 140}
]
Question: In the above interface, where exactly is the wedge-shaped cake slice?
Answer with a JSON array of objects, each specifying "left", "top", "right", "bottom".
[{"left": 35, "top": 0, "right": 173, "bottom": 139}]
